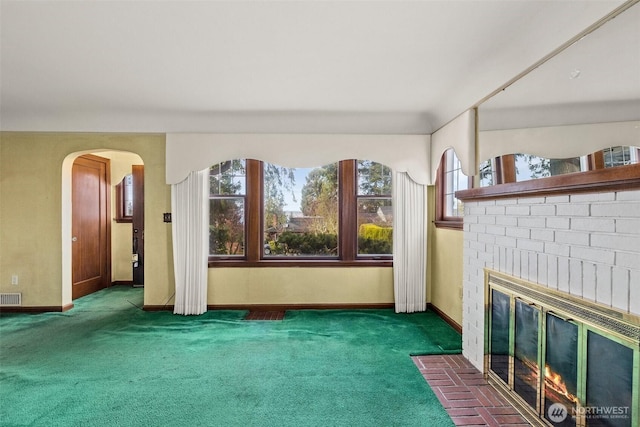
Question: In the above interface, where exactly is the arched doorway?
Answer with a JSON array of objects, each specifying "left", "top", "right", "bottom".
[{"left": 62, "top": 150, "right": 144, "bottom": 306}]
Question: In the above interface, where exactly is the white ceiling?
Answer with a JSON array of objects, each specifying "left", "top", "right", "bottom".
[
  {"left": 480, "top": 1, "right": 640, "bottom": 130},
  {"left": 0, "top": 0, "right": 633, "bottom": 134}
]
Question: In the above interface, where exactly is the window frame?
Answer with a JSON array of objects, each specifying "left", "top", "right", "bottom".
[
  {"left": 115, "top": 174, "right": 133, "bottom": 223},
  {"left": 435, "top": 149, "right": 472, "bottom": 230},
  {"left": 208, "top": 159, "right": 393, "bottom": 267},
  {"left": 354, "top": 160, "right": 393, "bottom": 259},
  {"left": 208, "top": 160, "right": 250, "bottom": 259}
]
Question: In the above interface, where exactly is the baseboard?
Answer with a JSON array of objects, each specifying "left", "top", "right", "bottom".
[
  {"left": 427, "top": 303, "right": 462, "bottom": 334},
  {"left": 211, "top": 303, "right": 395, "bottom": 311},
  {"left": 0, "top": 303, "right": 74, "bottom": 314},
  {"left": 144, "top": 303, "right": 395, "bottom": 312},
  {"left": 143, "top": 305, "right": 174, "bottom": 311},
  {"left": 111, "top": 281, "right": 134, "bottom": 286}
]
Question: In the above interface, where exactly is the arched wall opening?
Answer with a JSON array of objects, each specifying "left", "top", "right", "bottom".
[{"left": 62, "top": 149, "right": 144, "bottom": 308}]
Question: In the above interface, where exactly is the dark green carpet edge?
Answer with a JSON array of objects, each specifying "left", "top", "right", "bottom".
[{"left": 1, "top": 287, "right": 462, "bottom": 427}]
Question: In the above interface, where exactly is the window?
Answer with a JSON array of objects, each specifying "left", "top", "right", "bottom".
[
  {"left": 435, "top": 149, "right": 470, "bottom": 229},
  {"left": 263, "top": 162, "right": 339, "bottom": 257},
  {"left": 115, "top": 174, "right": 133, "bottom": 223},
  {"left": 209, "top": 160, "right": 246, "bottom": 257},
  {"left": 209, "top": 159, "right": 392, "bottom": 265},
  {"left": 357, "top": 160, "right": 392, "bottom": 255}
]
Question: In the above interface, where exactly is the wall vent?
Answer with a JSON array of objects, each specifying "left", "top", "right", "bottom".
[{"left": 0, "top": 293, "right": 22, "bottom": 306}]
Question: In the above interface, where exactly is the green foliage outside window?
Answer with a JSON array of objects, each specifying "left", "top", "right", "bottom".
[
  {"left": 267, "top": 231, "right": 337, "bottom": 256},
  {"left": 358, "top": 223, "right": 392, "bottom": 254},
  {"left": 356, "top": 161, "right": 392, "bottom": 255}
]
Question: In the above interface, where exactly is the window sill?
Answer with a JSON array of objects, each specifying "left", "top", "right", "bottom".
[
  {"left": 208, "top": 259, "right": 393, "bottom": 268},
  {"left": 434, "top": 220, "right": 464, "bottom": 230},
  {"left": 456, "top": 163, "right": 640, "bottom": 201}
]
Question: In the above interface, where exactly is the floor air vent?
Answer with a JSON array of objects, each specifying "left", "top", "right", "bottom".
[
  {"left": 244, "top": 311, "right": 285, "bottom": 321},
  {"left": 0, "top": 293, "right": 22, "bottom": 306}
]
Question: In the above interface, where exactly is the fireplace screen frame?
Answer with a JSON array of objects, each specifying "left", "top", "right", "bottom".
[{"left": 484, "top": 269, "right": 640, "bottom": 427}]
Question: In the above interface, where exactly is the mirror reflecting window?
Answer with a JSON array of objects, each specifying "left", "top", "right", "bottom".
[
  {"left": 477, "top": 146, "right": 640, "bottom": 186},
  {"left": 602, "top": 146, "right": 640, "bottom": 168},
  {"left": 115, "top": 174, "right": 133, "bottom": 223},
  {"left": 476, "top": 4, "right": 639, "bottom": 191},
  {"left": 478, "top": 158, "right": 496, "bottom": 187},
  {"left": 514, "top": 154, "right": 582, "bottom": 182}
]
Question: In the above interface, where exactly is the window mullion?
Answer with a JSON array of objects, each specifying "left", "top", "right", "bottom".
[
  {"left": 246, "top": 159, "right": 262, "bottom": 262},
  {"left": 339, "top": 160, "right": 356, "bottom": 261}
]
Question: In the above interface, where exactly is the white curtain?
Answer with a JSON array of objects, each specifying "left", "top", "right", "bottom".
[
  {"left": 393, "top": 172, "right": 427, "bottom": 313},
  {"left": 171, "top": 169, "right": 209, "bottom": 315}
]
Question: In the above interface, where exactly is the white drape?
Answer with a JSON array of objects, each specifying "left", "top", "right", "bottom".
[
  {"left": 171, "top": 169, "right": 209, "bottom": 315},
  {"left": 393, "top": 171, "right": 427, "bottom": 313}
]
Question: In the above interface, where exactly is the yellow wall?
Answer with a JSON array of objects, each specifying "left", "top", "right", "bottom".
[
  {"left": 426, "top": 186, "right": 464, "bottom": 327},
  {"left": 0, "top": 132, "right": 171, "bottom": 308},
  {"left": 208, "top": 267, "right": 393, "bottom": 305},
  {"left": 0, "top": 132, "right": 395, "bottom": 310}
]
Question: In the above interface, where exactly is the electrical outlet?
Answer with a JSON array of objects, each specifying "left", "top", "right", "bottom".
[{"left": 11, "top": 275, "right": 18, "bottom": 285}]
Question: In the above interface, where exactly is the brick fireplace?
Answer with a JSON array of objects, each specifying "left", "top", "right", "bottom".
[{"left": 457, "top": 181, "right": 640, "bottom": 426}]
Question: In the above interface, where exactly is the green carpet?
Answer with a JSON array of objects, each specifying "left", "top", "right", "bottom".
[{"left": 0, "top": 286, "right": 461, "bottom": 427}]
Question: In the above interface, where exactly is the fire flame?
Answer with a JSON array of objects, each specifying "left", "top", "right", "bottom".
[
  {"left": 544, "top": 365, "right": 579, "bottom": 404},
  {"left": 512, "top": 357, "right": 580, "bottom": 406}
]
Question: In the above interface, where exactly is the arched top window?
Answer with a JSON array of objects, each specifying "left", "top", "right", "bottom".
[{"left": 208, "top": 159, "right": 393, "bottom": 266}]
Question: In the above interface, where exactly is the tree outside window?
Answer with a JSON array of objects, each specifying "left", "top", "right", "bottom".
[
  {"left": 264, "top": 162, "right": 339, "bottom": 257},
  {"left": 357, "top": 160, "right": 392, "bottom": 255},
  {"left": 209, "top": 160, "right": 246, "bottom": 256}
]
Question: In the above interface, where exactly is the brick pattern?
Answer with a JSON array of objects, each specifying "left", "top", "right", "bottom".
[
  {"left": 413, "top": 355, "right": 530, "bottom": 427},
  {"left": 243, "top": 311, "right": 285, "bottom": 321},
  {"left": 462, "top": 189, "right": 640, "bottom": 370}
]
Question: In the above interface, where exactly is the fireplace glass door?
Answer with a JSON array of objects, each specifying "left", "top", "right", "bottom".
[
  {"left": 514, "top": 299, "right": 541, "bottom": 410},
  {"left": 485, "top": 271, "right": 639, "bottom": 427},
  {"left": 586, "top": 331, "right": 634, "bottom": 427},
  {"left": 544, "top": 313, "right": 578, "bottom": 427},
  {"left": 490, "top": 289, "right": 511, "bottom": 384}
]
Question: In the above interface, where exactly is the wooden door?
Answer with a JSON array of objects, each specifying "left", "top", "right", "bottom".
[
  {"left": 72, "top": 155, "right": 111, "bottom": 299},
  {"left": 132, "top": 164, "right": 144, "bottom": 286}
]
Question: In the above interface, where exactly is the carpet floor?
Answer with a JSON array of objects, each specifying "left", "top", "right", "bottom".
[{"left": 0, "top": 286, "right": 462, "bottom": 427}]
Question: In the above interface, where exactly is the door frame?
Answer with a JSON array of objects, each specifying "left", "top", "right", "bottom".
[
  {"left": 132, "top": 164, "right": 144, "bottom": 286},
  {"left": 61, "top": 150, "right": 145, "bottom": 310}
]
